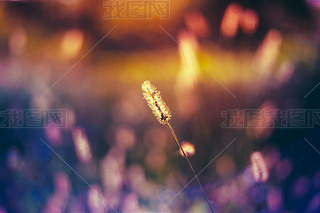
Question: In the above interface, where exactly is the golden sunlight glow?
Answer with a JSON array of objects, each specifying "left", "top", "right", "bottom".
[
  {"left": 179, "top": 142, "right": 195, "bottom": 157},
  {"left": 60, "top": 29, "right": 84, "bottom": 59},
  {"left": 254, "top": 29, "right": 282, "bottom": 75}
]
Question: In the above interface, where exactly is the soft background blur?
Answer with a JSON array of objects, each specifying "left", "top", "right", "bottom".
[{"left": 0, "top": 0, "right": 320, "bottom": 212}]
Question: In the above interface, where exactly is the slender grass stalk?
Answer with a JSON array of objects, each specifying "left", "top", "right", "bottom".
[
  {"left": 166, "top": 121, "right": 214, "bottom": 213},
  {"left": 260, "top": 182, "right": 270, "bottom": 212},
  {"left": 141, "top": 80, "right": 214, "bottom": 212}
]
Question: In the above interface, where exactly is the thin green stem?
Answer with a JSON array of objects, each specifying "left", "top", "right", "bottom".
[{"left": 166, "top": 121, "right": 214, "bottom": 213}]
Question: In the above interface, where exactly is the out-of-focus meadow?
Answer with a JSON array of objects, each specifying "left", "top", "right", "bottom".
[{"left": 0, "top": 0, "right": 320, "bottom": 212}]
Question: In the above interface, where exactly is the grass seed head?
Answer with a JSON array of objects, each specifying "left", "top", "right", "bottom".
[{"left": 142, "top": 80, "right": 171, "bottom": 125}]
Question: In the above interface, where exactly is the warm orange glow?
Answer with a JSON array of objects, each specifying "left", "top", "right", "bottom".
[
  {"left": 250, "top": 152, "right": 269, "bottom": 182},
  {"left": 72, "top": 127, "right": 92, "bottom": 163},
  {"left": 240, "top": 9, "right": 259, "bottom": 34},
  {"left": 60, "top": 29, "right": 83, "bottom": 59},
  {"left": 179, "top": 142, "right": 195, "bottom": 157},
  {"left": 9, "top": 27, "right": 27, "bottom": 56},
  {"left": 185, "top": 11, "right": 210, "bottom": 38},
  {"left": 220, "top": 3, "right": 243, "bottom": 38}
]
